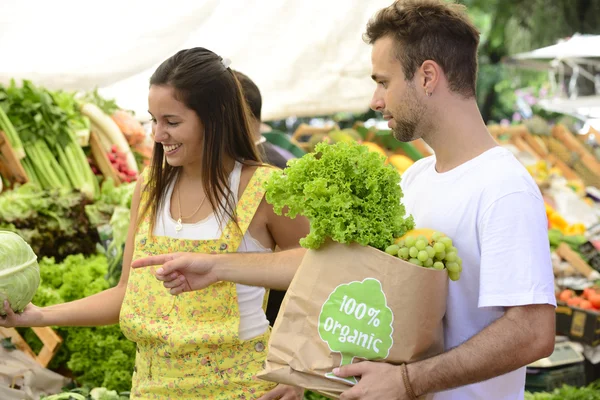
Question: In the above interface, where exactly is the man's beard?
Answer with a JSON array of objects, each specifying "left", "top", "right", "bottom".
[
  {"left": 391, "top": 119, "right": 418, "bottom": 142},
  {"left": 390, "top": 87, "right": 426, "bottom": 143}
]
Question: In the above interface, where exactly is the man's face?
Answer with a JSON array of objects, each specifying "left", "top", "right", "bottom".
[{"left": 370, "top": 36, "right": 426, "bottom": 142}]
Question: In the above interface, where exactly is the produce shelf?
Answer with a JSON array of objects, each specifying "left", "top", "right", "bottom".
[
  {"left": 0, "top": 327, "right": 63, "bottom": 367},
  {"left": 89, "top": 131, "right": 122, "bottom": 186},
  {"left": 0, "top": 130, "right": 28, "bottom": 189}
]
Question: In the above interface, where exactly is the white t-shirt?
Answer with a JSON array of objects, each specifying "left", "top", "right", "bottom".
[{"left": 400, "top": 146, "right": 556, "bottom": 400}]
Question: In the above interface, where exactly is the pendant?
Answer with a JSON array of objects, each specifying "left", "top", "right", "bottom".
[{"left": 175, "top": 218, "right": 183, "bottom": 233}]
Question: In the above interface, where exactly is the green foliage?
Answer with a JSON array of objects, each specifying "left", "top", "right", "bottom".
[
  {"left": 24, "top": 254, "right": 135, "bottom": 391},
  {"left": 0, "top": 184, "right": 99, "bottom": 262}
]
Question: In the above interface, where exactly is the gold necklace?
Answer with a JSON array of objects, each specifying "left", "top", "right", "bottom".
[{"left": 175, "top": 183, "right": 206, "bottom": 233}]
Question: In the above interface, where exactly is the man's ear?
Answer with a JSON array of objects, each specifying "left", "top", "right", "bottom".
[{"left": 418, "top": 60, "right": 442, "bottom": 97}]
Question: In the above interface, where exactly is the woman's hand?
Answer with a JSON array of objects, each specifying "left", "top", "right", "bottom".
[
  {"left": 0, "top": 301, "right": 44, "bottom": 328},
  {"left": 131, "top": 252, "right": 218, "bottom": 295},
  {"left": 257, "top": 384, "right": 305, "bottom": 400}
]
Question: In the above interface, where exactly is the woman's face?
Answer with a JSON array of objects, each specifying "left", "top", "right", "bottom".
[{"left": 148, "top": 84, "right": 204, "bottom": 168}]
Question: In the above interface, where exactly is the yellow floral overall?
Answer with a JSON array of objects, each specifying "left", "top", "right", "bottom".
[{"left": 120, "top": 167, "right": 277, "bottom": 399}]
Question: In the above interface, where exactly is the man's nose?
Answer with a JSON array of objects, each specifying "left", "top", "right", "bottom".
[{"left": 370, "top": 92, "right": 384, "bottom": 112}]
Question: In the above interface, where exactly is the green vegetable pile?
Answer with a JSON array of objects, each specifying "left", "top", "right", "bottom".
[
  {"left": 0, "top": 183, "right": 99, "bottom": 262},
  {"left": 548, "top": 228, "right": 587, "bottom": 253},
  {"left": 85, "top": 178, "right": 135, "bottom": 286},
  {"left": 42, "top": 386, "right": 129, "bottom": 400},
  {"left": 525, "top": 381, "right": 600, "bottom": 399},
  {"left": 22, "top": 253, "right": 135, "bottom": 391},
  {"left": 304, "top": 391, "right": 330, "bottom": 400},
  {"left": 265, "top": 141, "right": 414, "bottom": 250},
  {"left": 0, "top": 80, "right": 98, "bottom": 199}
]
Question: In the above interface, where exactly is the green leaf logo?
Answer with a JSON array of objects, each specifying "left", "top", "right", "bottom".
[{"left": 318, "top": 278, "right": 394, "bottom": 385}]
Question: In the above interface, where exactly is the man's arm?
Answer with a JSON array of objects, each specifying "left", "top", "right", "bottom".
[
  {"left": 408, "top": 303, "right": 555, "bottom": 396},
  {"left": 215, "top": 247, "right": 307, "bottom": 290}
]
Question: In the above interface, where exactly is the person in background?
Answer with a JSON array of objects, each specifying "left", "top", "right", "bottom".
[
  {"left": 233, "top": 70, "right": 291, "bottom": 327},
  {"left": 1, "top": 47, "right": 308, "bottom": 400},
  {"left": 233, "top": 70, "right": 291, "bottom": 170}
]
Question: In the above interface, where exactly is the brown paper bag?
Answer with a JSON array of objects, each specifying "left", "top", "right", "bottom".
[{"left": 258, "top": 240, "right": 447, "bottom": 399}]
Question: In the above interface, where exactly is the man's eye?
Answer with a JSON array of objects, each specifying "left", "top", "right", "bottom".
[{"left": 379, "top": 82, "right": 387, "bottom": 88}]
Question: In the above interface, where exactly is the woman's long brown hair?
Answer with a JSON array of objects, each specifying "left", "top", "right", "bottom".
[{"left": 139, "top": 47, "right": 262, "bottom": 235}]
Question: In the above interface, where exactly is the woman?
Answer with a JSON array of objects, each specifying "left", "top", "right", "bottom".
[{"left": 1, "top": 47, "right": 309, "bottom": 399}]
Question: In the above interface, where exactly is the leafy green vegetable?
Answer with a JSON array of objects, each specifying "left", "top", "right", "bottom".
[
  {"left": 85, "top": 179, "right": 135, "bottom": 227},
  {"left": 525, "top": 381, "right": 600, "bottom": 399},
  {"left": 85, "top": 179, "right": 135, "bottom": 285},
  {"left": 42, "top": 386, "right": 129, "bottom": 400},
  {"left": 304, "top": 391, "right": 331, "bottom": 400},
  {"left": 0, "top": 230, "right": 40, "bottom": 315},
  {"left": 265, "top": 141, "right": 414, "bottom": 250},
  {"left": 0, "top": 100, "right": 25, "bottom": 158},
  {"left": 0, "top": 183, "right": 99, "bottom": 262},
  {"left": 81, "top": 88, "right": 119, "bottom": 116},
  {"left": 0, "top": 80, "right": 98, "bottom": 198},
  {"left": 24, "top": 253, "right": 135, "bottom": 392}
]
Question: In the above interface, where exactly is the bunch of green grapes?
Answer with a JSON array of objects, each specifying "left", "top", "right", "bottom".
[{"left": 385, "top": 231, "right": 462, "bottom": 281}]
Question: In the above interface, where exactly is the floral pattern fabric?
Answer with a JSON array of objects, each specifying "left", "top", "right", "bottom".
[{"left": 120, "top": 166, "right": 277, "bottom": 399}]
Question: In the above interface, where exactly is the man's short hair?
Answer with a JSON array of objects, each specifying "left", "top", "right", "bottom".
[
  {"left": 232, "top": 70, "right": 262, "bottom": 121},
  {"left": 364, "top": 0, "right": 480, "bottom": 98}
]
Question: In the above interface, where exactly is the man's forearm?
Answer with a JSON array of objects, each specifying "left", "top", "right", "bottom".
[
  {"left": 215, "top": 247, "right": 307, "bottom": 290},
  {"left": 408, "top": 305, "right": 555, "bottom": 396}
]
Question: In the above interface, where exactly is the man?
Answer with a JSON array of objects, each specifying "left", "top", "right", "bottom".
[
  {"left": 130, "top": 1, "right": 556, "bottom": 399},
  {"left": 233, "top": 70, "right": 291, "bottom": 170}
]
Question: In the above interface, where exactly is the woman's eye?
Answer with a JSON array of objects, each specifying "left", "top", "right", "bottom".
[
  {"left": 380, "top": 82, "right": 387, "bottom": 89},
  {"left": 167, "top": 121, "right": 180, "bottom": 127}
]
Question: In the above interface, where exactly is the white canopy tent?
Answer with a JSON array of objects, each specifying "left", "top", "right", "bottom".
[
  {"left": 510, "top": 34, "right": 600, "bottom": 61},
  {"left": 506, "top": 34, "right": 600, "bottom": 123},
  {"left": 0, "top": 0, "right": 391, "bottom": 121}
]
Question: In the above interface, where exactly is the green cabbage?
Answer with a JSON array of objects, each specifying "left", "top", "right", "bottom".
[{"left": 0, "top": 230, "right": 40, "bottom": 314}]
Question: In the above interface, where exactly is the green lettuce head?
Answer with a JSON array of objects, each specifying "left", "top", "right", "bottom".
[
  {"left": 265, "top": 141, "right": 414, "bottom": 250},
  {"left": 0, "top": 231, "right": 40, "bottom": 315}
]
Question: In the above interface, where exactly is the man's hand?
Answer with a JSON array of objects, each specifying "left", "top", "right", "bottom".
[
  {"left": 257, "top": 384, "right": 304, "bottom": 400},
  {"left": 335, "top": 361, "right": 408, "bottom": 400},
  {"left": 131, "top": 253, "right": 218, "bottom": 295}
]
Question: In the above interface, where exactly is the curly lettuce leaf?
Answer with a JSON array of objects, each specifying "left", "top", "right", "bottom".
[{"left": 265, "top": 141, "right": 414, "bottom": 250}]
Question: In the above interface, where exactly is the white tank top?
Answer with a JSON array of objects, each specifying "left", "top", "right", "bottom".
[{"left": 154, "top": 162, "right": 271, "bottom": 340}]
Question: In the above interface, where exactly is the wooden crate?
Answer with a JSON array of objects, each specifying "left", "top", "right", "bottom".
[
  {"left": 0, "top": 326, "right": 63, "bottom": 368},
  {"left": 89, "top": 130, "right": 122, "bottom": 186},
  {"left": 291, "top": 123, "right": 338, "bottom": 152},
  {"left": 0, "top": 130, "right": 28, "bottom": 189},
  {"left": 552, "top": 124, "right": 600, "bottom": 177}
]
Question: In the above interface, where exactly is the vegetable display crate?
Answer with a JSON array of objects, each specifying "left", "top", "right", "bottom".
[
  {"left": 543, "top": 128, "right": 600, "bottom": 188},
  {"left": 0, "top": 130, "right": 28, "bottom": 190},
  {"left": 526, "top": 362, "right": 586, "bottom": 393},
  {"left": 263, "top": 131, "right": 306, "bottom": 158},
  {"left": 0, "top": 326, "right": 62, "bottom": 367},
  {"left": 556, "top": 301, "right": 600, "bottom": 346},
  {"left": 89, "top": 131, "right": 122, "bottom": 186},
  {"left": 526, "top": 341, "right": 586, "bottom": 392},
  {"left": 373, "top": 130, "right": 426, "bottom": 161},
  {"left": 291, "top": 123, "right": 340, "bottom": 152}
]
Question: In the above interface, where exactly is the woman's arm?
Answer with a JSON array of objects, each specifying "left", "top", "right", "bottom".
[
  {"left": 1, "top": 179, "right": 143, "bottom": 328},
  {"left": 130, "top": 196, "right": 310, "bottom": 292}
]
